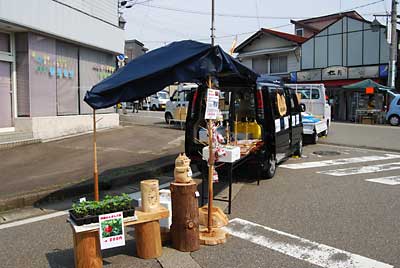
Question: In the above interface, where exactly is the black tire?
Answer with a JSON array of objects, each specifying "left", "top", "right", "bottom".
[
  {"left": 165, "top": 113, "right": 173, "bottom": 124},
  {"left": 389, "top": 115, "right": 400, "bottom": 126},
  {"left": 151, "top": 105, "right": 157, "bottom": 111},
  {"left": 311, "top": 131, "right": 318, "bottom": 144},
  {"left": 294, "top": 138, "right": 303, "bottom": 157},
  {"left": 264, "top": 154, "right": 277, "bottom": 179}
]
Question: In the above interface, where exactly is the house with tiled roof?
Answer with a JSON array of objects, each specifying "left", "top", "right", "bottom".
[{"left": 234, "top": 28, "right": 306, "bottom": 78}]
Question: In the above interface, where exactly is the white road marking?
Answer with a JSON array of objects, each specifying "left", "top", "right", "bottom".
[
  {"left": 317, "top": 162, "right": 400, "bottom": 176},
  {"left": 366, "top": 176, "right": 400, "bottom": 185},
  {"left": 223, "top": 218, "right": 393, "bottom": 268},
  {"left": 280, "top": 154, "right": 400, "bottom": 169},
  {"left": 0, "top": 211, "right": 68, "bottom": 230}
]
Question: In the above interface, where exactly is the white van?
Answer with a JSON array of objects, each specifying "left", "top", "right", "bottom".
[
  {"left": 286, "top": 84, "right": 331, "bottom": 142},
  {"left": 143, "top": 90, "right": 170, "bottom": 110},
  {"left": 165, "top": 83, "right": 198, "bottom": 123}
]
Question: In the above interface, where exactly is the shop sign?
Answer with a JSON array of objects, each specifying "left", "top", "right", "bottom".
[
  {"left": 99, "top": 211, "right": 125, "bottom": 250},
  {"left": 205, "top": 88, "right": 220, "bottom": 120},
  {"left": 348, "top": 66, "right": 379, "bottom": 79},
  {"left": 379, "top": 65, "right": 388, "bottom": 77},
  {"left": 296, "top": 69, "right": 321, "bottom": 82},
  {"left": 31, "top": 51, "right": 75, "bottom": 79},
  {"left": 93, "top": 65, "right": 115, "bottom": 80},
  {"left": 322, "top": 66, "right": 348, "bottom": 80}
]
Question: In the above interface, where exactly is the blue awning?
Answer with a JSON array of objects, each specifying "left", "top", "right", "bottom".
[{"left": 84, "top": 40, "right": 258, "bottom": 109}]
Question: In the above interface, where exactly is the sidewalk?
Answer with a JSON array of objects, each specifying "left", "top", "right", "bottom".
[
  {"left": 320, "top": 122, "right": 400, "bottom": 152},
  {"left": 0, "top": 125, "right": 185, "bottom": 211}
]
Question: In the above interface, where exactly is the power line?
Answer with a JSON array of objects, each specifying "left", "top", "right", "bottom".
[
  {"left": 343, "top": 0, "right": 385, "bottom": 11},
  {"left": 136, "top": 3, "right": 307, "bottom": 20}
]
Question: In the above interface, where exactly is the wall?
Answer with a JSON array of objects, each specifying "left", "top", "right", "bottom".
[
  {"left": 0, "top": 0, "right": 123, "bottom": 53},
  {"left": 15, "top": 113, "right": 119, "bottom": 140},
  {"left": 301, "top": 17, "right": 389, "bottom": 70},
  {"left": 54, "top": 0, "right": 118, "bottom": 26},
  {"left": 242, "top": 34, "right": 293, "bottom": 52}
]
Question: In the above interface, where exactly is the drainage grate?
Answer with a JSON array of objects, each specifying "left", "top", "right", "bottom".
[{"left": 313, "top": 151, "right": 341, "bottom": 156}]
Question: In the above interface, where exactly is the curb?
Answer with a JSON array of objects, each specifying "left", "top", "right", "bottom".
[
  {"left": 0, "top": 139, "right": 42, "bottom": 150},
  {"left": 0, "top": 156, "right": 176, "bottom": 212},
  {"left": 319, "top": 141, "right": 400, "bottom": 153}
]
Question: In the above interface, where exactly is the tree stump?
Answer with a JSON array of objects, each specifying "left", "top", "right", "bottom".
[
  {"left": 72, "top": 230, "right": 102, "bottom": 268},
  {"left": 134, "top": 221, "right": 162, "bottom": 259},
  {"left": 170, "top": 182, "right": 200, "bottom": 252}
]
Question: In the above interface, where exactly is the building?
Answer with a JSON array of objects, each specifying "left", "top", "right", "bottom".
[
  {"left": 290, "top": 12, "right": 391, "bottom": 122},
  {"left": 234, "top": 28, "right": 306, "bottom": 79},
  {"left": 125, "top": 39, "right": 148, "bottom": 63},
  {"left": 0, "top": 0, "right": 124, "bottom": 140}
]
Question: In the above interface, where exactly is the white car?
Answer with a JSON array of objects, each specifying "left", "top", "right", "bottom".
[{"left": 165, "top": 83, "right": 198, "bottom": 123}]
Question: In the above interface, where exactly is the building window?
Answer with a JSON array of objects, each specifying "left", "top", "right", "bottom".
[
  {"left": 296, "top": 28, "right": 304, "bottom": 37},
  {"left": 270, "top": 55, "right": 287, "bottom": 74},
  {"left": 0, "top": 32, "right": 10, "bottom": 53}
]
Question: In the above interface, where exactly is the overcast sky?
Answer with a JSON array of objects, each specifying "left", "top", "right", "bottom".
[{"left": 122, "top": 0, "right": 393, "bottom": 51}]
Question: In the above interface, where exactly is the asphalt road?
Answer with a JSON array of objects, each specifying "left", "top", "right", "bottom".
[
  {"left": 1, "top": 143, "right": 399, "bottom": 268},
  {"left": 1, "top": 112, "right": 400, "bottom": 267}
]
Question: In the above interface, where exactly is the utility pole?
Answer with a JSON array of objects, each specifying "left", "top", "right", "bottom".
[
  {"left": 211, "top": 0, "right": 215, "bottom": 46},
  {"left": 388, "top": 0, "right": 398, "bottom": 88}
]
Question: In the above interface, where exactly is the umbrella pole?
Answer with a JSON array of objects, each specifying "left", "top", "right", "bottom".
[{"left": 93, "top": 108, "right": 99, "bottom": 201}]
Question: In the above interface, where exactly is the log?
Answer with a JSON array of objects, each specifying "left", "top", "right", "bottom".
[
  {"left": 140, "top": 179, "right": 160, "bottom": 212},
  {"left": 170, "top": 182, "right": 200, "bottom": 252},
  {"left": 73, "top": 229, "right": 102, "bottom": 268},
  {"left": 134, "top": 221, "right": 162, "bottom": 259}
]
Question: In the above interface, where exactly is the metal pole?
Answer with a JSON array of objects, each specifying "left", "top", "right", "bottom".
[
  {"left": 388, "top": 0, "right": 398, "bottom": 88},
  {"left": 93, "top": 109, "right": 99, "bottom": 201},
  {"left": 211, "top": 0, "right": 215, "bottom": 46}
]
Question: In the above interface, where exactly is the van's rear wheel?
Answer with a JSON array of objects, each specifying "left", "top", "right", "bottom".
[
  {"left": 165, "top": 113, "right": 173, "bottom": 124},
  {"left": 294, "top": 138, "right": 303, "bottom": 157},
  {"left": 311, "top": 131, "right": 319, "bottom": 144},
  {"left": 262, "top": 154, "right": 276, "bottom": 179},
  {"left": 389, "top": 115, "right": 400, "bottom": 126}
]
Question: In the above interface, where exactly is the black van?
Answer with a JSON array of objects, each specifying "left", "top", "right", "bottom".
[{"left": 185, "top": 81, "right": 303, "bottom": 179}]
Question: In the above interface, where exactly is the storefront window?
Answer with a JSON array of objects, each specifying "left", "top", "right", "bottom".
[{"left": 0, "top": 32, "right": 10, "bottom": 53}]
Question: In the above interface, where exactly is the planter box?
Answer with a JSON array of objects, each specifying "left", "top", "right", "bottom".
[{"left": 69, "top": 208, "right": 135, "bottom": 226}]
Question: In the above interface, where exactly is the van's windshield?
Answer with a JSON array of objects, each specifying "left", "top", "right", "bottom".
[{"left": 158, "top": 92, "right": 169, "bottom": 99}]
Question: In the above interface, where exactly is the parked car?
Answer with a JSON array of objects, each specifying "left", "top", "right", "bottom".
[
  {"left": 142, "top": 91, "right": 170, "bottom": 111},
  {"left": 165, "top": 83, "right": 198, "bottom": 124},
  {"left": 185, "top": 81, "right": 303, "bottom": 179},
  {"left": 286, "top": 83, "right": 330, "bottom": 140},
  {"left": 386, "top": 94, "right": 400, "bottom": 126}
]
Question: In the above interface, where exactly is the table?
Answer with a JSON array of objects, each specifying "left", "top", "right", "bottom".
[
  {"left": 68, "top": 206, "right": 169, "bottom": 268},
  {"left": 200, "top": 153, "right": 259, "bottom": 214}
]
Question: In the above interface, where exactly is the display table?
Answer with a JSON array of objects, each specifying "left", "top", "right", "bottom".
[{"left": 68, "top": 206, "right": 169, "bottom": 268}]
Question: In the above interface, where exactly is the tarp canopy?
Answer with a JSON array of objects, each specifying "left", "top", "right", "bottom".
[
  {"left": 84, "top": 40, "right": 258, "bottom": 109},
  {"left": 342, "top": 79, "right": 392, "bottom": 92}
]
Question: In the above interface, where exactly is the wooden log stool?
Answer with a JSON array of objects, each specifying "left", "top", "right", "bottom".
[
  {"left": 170, "top": 181, "right": 200, "bottom": 252},
  {"left": 71, "top": 227, "right": 103, "bottom": 268}
]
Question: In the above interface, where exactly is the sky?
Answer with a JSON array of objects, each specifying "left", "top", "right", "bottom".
[{"left": 122, "top": 0, "right": 393, "bottom": 52}]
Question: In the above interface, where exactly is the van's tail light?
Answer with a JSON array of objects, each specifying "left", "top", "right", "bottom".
[
  {"left": 191, "top": 89, "right": 198, "bottom": 115},
  {"left": 256, "top": 89, "right": 264, "bottom": 120}
]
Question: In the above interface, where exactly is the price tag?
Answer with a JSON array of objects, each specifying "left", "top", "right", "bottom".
[
  {"left": 195, "top": 191, "right": 200, "bottom": 198},
  {"left": 79, "top": 197, "right": 86, "bottom": 203}
]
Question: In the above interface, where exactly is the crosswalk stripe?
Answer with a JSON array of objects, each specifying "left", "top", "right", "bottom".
[
  {"left": 223, "top": 218, "right": 393, "bottom": 268},
  {"left": 280, "top": 154, "right": 400, "bottom": 169},
  {"left": 366, "top": 176, "right": 400, "bottom": 185},
  {"left": 317, "top": 162, "right": 400, "bottom": 176}
]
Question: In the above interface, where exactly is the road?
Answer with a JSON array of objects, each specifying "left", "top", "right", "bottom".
[{"left": 1, "top": 112, "right": 399, "bottom": 267}]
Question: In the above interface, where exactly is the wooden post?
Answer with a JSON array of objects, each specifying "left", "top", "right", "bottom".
[
  {"left": 93, "top": 108, "right": 99, "bottom": 201},
  {"left": 207, "top": 119, "right": 214, "bottom": 234},
  {"left": 140, "top": 180, "right": 160, "bottom": 212},
  {"left": 170, "top": 181, "right": 200, "bottom": 252},
  {"left": 134, "top": 221, "right": 162, "bottom": 259}
]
